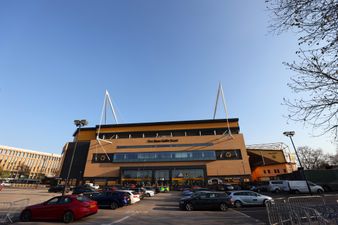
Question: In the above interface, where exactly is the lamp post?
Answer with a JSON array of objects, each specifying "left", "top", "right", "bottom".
[
  {"left": 283, "top": 131, "right": 312, "bottom": 195},
  {"left": 63, "top": 119, "right": 88, "bottom": 195}
]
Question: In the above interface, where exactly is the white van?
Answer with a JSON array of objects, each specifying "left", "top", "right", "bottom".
[
  {"left": 267, "top": 180, "right": 290, "bottom": 193},
  {"left": 288, "top": 180, "right": 324, "bottom": 194}
]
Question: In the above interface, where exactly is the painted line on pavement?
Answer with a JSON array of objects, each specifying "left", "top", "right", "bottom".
[
  {"left": 101, "top": 215, "right": 131, "bottom": 225},
  {"left": 229, "top": 209, "right": 265, "bottom": 224}
]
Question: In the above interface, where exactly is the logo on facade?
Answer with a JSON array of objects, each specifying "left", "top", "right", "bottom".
[{"left": 147, "top": 139, "right": 178, "bottom": 143}]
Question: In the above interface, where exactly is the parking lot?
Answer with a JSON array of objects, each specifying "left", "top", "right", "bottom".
[
  {"left": 1, "top": 188, "right": 267, "bottom": 225},
  {"left": 2, "top": 188, "right": 337, "bottom": 225}
]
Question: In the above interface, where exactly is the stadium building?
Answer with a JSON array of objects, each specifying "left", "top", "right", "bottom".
[{"left": 59, "top": 118, "right": 252, "bottom": 187}]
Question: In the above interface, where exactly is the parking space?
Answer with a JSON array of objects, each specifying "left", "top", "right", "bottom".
[{"left": 1, "top": 189, "right": 267, "bottom": 225}]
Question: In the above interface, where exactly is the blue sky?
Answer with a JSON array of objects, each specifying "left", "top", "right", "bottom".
[{"left": 0, "top": 0, "right": 336, "bottom": 154}]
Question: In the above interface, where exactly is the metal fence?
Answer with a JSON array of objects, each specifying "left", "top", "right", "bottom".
[
  {"left": 266, "top": 195, "right": 338, "bottom": 225},
  {"left": 0, "top": 199, "right": 29, "bottom": 224}
]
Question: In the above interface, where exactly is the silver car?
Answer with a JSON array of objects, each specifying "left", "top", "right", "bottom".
[{"left": 227, "top": 191, "right": 272, "bottom": 208}]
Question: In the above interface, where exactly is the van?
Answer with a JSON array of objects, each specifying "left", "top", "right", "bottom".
[
  {"left": 288, "top": 180, "right": 324, "bottom": 194},
  {"left": 267, "top": 180, "right": 290, "bottom": 193}
]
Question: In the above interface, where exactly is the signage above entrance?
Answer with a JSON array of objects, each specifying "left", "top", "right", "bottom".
[{"left": 147, "top": 139, "right": 178, "bottom": 143}]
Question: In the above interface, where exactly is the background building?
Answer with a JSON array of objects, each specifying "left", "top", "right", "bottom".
[
  {"left": 0, "top": 145, "right": 61, "bottom": 179},
  {"left": 59, "top": 118, "right": 252, "bottom": 187},
  {"left": 246, "top": 143, "right": 297, "bottom": 181}
]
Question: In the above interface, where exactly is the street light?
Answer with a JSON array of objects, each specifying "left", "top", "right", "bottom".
[
  {"left": 283, "top": 131, "right": 312, "bottom": 195},
  {"left": 63, "top": 119, "right": 88, "bottom": 195}
]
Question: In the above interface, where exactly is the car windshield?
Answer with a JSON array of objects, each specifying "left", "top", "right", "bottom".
[{"left": 76, "top": 196, "right": 91, "bottom": 202}]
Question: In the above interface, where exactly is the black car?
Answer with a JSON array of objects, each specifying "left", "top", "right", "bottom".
[
  {"left": 48, "top": 185, "right": 69, "bottom": 193},
  {"left": 72, "top": 186, "right": 97, "bottom": 195},
  {"left": 89, "top": 191, "right": 129, "bottom": 209},
  {"left": 179, "top": 191, "right": 230, "bottom": 211}
]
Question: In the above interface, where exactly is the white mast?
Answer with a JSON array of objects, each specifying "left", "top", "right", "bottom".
[{"left": 213, "top": 82, "right": 232, "bottom": 136}]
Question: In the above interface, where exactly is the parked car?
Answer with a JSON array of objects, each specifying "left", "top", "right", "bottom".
[
  {"left": 20, "top": 195, "right": 97, "bottom": 223},
  {"left": 116, "top": 190, "right": 141, "bottom": 204},
  {"left": 140, "top": 187, "right": 155, "bottom": 197},
  {"left": 48, "top": 185, "right": 69, "bottom": 193},
  {"left": 130, "top": 188, "right": 146, "bottom": 199},
  {"left": 288, "top": 180, "right": 324, "bottom": 194},
  {"left": 0, "top": 181, "right": 11, "bottom": 187},
  {"left": 72, "top": 186, "right": 97, "bottom": 195},
  {"left": 182, "top": 188, "right": 210, "bottom": 197},
  {"left": 83, "top": 183, "right": 99, "bottom": 190},
  {"left": 159, "top": 186, "right": 170, "bottom": 192},
  {"left": 179, "top": 191, "right": 230, "bottom": 211},
  {"left": 144, "top": 186, "right": 158, "bottom": 194},
  {"left": 266, "top": 180, "right": 290, "bottom": 193},
  {"left": 227, "top": 191, "right": 272, "bottom": 208},
  {"left": 89, "top": 191, "right": 129, "bottom": 209}
]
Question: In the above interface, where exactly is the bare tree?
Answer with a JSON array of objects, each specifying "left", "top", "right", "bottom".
[
  {"left": 266, "top": 0, "right": 338, "bottom": 139},
  {"left": 297, "top": 146, "right": 333, "bottom": 169},
  {"left": 17, "top": 163, "right": 31, "bottom": 178}
]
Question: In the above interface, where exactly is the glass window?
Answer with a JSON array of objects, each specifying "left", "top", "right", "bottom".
[
  {"left": 113, "top": 151, "right": 216, "bottom": 163},
  {"left": 60, "top": 197, "right": 72, "bottom": 204},
  {"left": 200, "top": 129, "right": 215, "bottom": 136},
  {"left": 172, "top": 131, "right": 186, "bottom": 137},
  {"left": 186, "top": 130, "right": 200, "bottom": 136},
  {"left": 47, "top": 197, "right": 61, "bottom": 205},
  {"left": 76, "top": 196, "right": 91, "bottom": 202}
]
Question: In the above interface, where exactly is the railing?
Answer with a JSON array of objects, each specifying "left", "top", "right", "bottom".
[
  {"left": 0, "top": 199, "right": 29, "bottom": 224},
  {"left": 266, "top": 195, "right": 338, "bottom": 225}
]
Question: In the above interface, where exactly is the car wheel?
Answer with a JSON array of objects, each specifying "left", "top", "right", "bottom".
[
  {"left": 220, "top": 203, "right": 228, "bottom": 211},
  {"left": 110, "top": 202, "right": 118, "bottom": 210},
  {"left": 20, "top": 210, "right": 32, "bottom": 222},
  {"left": 275, "top": 189, "right": 280, "bottom": 193},
  {"left": 234, "top": 200, "right": 243, "bottom": 208},
  {"left": 146, "top": 193, "right": 151, "bottom": 197},
  {"left": 63, "top": 211, "right": 74, "bottom": 223},
  {"left": 317, "top": 189, "right": 324, "bottom": 194},
  {"left": 294, "top": 190, "right": 300, "bottom": 194},
  {"left": 263, "top": 199, "right": 269, "bottom": 206},
  {"left": 185, "top": 203, "right": 194, "bottom": 211}
]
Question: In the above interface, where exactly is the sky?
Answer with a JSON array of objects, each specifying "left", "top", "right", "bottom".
[{"left": 0, "top": 0, "right": 336, "bottom": 155}]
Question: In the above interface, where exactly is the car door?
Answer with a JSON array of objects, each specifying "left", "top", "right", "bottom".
[
  {"left": 93, "top": 192, "right": 106, "bottom": 207},
  {"left": 192, "top": 193, "right": 208, "bottom": 209},
  {"left": 38, "top": 197, "right": 62, "bottom": 219},
  {"left": 247, "top": 192, "right": 260, "bottom": 205},
  {"left": 239, "top": 192, "right": 253, "bottom": 205},
  {"left": 205, "top": 193, "right": 219, "bottom": 209}
]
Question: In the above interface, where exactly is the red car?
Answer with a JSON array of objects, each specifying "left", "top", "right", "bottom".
[{"left": 20, "top": 195, "right": 98, "bottom": 223}]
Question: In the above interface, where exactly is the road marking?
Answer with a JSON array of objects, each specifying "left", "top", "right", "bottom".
[
  {"left": 101, "top": 216, "right": 131, "bottom": 225},
  {"left": 229, "top": 209, "right": 265, "bottom": 224}
]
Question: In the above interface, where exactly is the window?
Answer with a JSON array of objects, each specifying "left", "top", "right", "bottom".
[
  {"left": 76, "top": 196, "right": 91, "bottom": 202},
  {"left": 47, "top": 197, "right": 61, "bottom": 205},
  {"left": 283, "top": 169, "right": 287, "bottom": 173},
  {"left": 60, "top": 197, "right": 72, "bottom": 204},
  {"left": 263, "top": 170, "right": 266, "bottom": 174},
  {"left": 267, "top": 170, "right": 271, "bottom": 174},
  {"left": 113, "top": 151, "right": 216, "bottom": 163}
]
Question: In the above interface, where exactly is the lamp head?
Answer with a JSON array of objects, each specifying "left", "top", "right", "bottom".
[
  {"left": 283, "top": 131, "right": 295, "bottom": 137},
  {"left": 74, "top": 119, "right": 88, "bottom": 127}
]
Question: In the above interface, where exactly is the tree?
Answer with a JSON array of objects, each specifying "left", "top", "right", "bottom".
[
  {"left": 0, "top": 166, "right": 10, "bottom": 178},
  {"left": 297, "top": 146, "right": 333, "bottom": 169},
  {"left": 17, "top": 163, "right": 31, "bottom": 178},
  {"left": 266, "top": 0, "right": 338, "bottom": 139}
]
